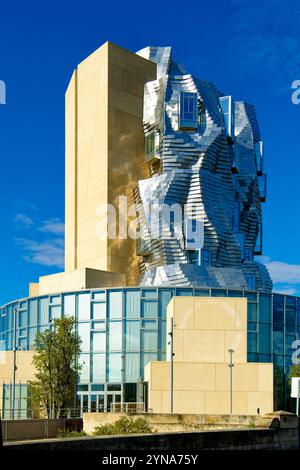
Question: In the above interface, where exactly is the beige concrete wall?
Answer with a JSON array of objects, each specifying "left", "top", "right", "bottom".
[
  {"left": 145, "top": 297, "right": 274, "bottom": 415},
  {"left": 83, "top": 412, "right": 274, "bottom": 434},
  {"left": 29, "top": 268, "right": 125, "bottom": 297},
  {"left": 65, "top": 41, "right": 156, "bottom": 285}
]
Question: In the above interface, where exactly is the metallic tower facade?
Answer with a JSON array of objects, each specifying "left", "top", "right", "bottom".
[{"left": 135, "top": 46, "right": 272, "bottom": 291}]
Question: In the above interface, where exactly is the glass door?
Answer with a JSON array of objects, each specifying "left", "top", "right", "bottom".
[{"left": 106, "top": 393, "right": 122, "bottom": 412}]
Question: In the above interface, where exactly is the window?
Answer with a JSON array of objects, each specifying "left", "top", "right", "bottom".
[
  {"left": 92, "top": 302, "right": 106, "bottom": 320},
  {"left": 145, "top": 131, "right": 160, "bottom": 162},
  {"left": 64, "top": 294, "right": 76, "bottom": 318},
  {"left": 141, "top": 299, "right": 158, "bottom": 318},
  {"left": 145, "top": 132, "right": 155, "bottom": 159},
  {"left": 92, "top": 354, "right": 106, "bottom": 382},
  {"left": 50, "top": 305, "right": 61, "bottom": 321},
  {"left": 92, "top": 332, "right": 105, "bottom": 352},
  {"left": 125, "top": 291, "right": 140, "bottom": 318},
  {"left": 109, "top": 322, "right": 122, "bottom": 350},
  {"left": 108, "top": 354, "right": 122, "bottom": 382},
  {"left": 258, "top": 174, "right": 267, "bottom": 202},
  {"left": 79, "top": 354, "right": 90, "bottom": 382},
  {"left": 78, "top": 323, "right": 90, "bottom": 352},
  {"left": 255, "top": 141, "right": 264, "bottom": 174},
  {"left": 142, "top": 330, "right": 158, "bottom": 350},
  {"left": 219, "top": 96, "right": 235, "bottom": 138},
  {"left": 78, "top": 293, "right": 90, "bottom": 320},
  {"left": 108, "top": 291, "right": 123, "bottom": 319},
  {"left": 179, "top": 92, "right": 198, "bottom": 129},
  {"left": 259, "top": 294, "right": 272, "bottom": 323},
  {"left": 125, "top": 321, "right": 140, "bottom": 351},
  {"left": 125, "top": 353, "right": 140, "bottom": 382},
  {"left": 254, "top": 223, "right": 263, "bottom": 255}
]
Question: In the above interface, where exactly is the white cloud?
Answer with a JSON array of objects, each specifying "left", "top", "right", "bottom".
[
  {"left": 13, "top": 213, "right": 35, "bottom": 229},
  {"left": 264, "top": 260, "right": 300, "bottom": 284},
  {"left": 38, "top": 217, "right": 65, "bottom": 235},
  {"left": 257, "top": 255, "right": 300, "bottom": 295},
  {"left": 273, "top": 287, "right": 297, "bottom": 296},
  {"left": 15, "top": 237, "right": 64, "bottom": 269}
]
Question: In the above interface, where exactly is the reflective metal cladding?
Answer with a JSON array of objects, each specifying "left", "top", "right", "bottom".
[{"left": 135, "top": 46, "right": 271, "bottom": 292}]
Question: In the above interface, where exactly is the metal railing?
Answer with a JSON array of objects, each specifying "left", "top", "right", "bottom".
[
  {"left": 0, "top": 408, "right": 82, "bottom": 420},
  {"left": 110, "top": 402, "right": 146, "bottom": 413}
]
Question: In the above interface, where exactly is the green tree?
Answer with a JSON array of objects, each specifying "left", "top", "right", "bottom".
[
  {"left": 29, "top": 317, "right": 81, "bottom": 418},
  {"left": 288, "top": 364, "right": 300, "bottom": 383}
]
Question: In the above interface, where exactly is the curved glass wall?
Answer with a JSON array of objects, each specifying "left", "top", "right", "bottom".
[{"left": 1, "top": 287, "right": 299, "bottom": 413}]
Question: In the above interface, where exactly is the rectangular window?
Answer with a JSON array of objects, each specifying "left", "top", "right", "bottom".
[
  {"left": 145, "top": 132, "right": 155, "bottom": 159},
  {"left": 219, "top": 96, "right": 234, "bottom": 139},
  {"left": 109, "top": 322, "right": 122, "bottom": 350},
  {"left": 125, "top": 290, "right": 140, "bottom": 318},
  {"left": 93, "top": 291, "right": 106, "bottom": 301},
  {"left": 142, "top": 330, "right": 158, "bottom": 350},
  {"left": 219, "top": 96, "right": 235, "bottom": 138},
  {"left": 248, "top": 302, "right": 258, "bottom": 322},
  {"left": 108, "top": 353, "right": 122, "bottom": 382},
  {"left": 50, "top": 295, "right": 60, "bottom": 305},
  {"left": 50, "top": 305, "right": 61, "bottom": 321},
  {"left": 92, "top": 302, "right": 106, "bottom": 320},
  {"left": 108, "top": 291, "right": 123, "bottom": 319},
  {"left": 92, "top": 354, "right": 106, "bottom": 382},
  {"left": 259, "top": 294, "right": 272, "bottom": 323},
  {"left": 39, "top": 298, "right": 49, "bottom": 324},
  {"left": 259, "top": 323, "right": 271, "bottom": 354},
  {"left": 64, "top": 294, "right": 76, "bottom": 318},
  {"left": 28, "top": 300, "right": 38, "bottom": 327},
  {"left": 258, "top": 174, "right": 267, "bottom": 202},
  {"left": 79, "top": 354, "right": 90, "bottom": 382},
  {"left": 78, "top": 323, "right": 90, "bottom": 352},
  {"left": 255, "top": 141, "right": 264, "bottom": 174},
  {"left": 125, "top": 321, "right": 140, "bottom": 351},
  {"left": 141, "top": 299, "right": 158, "bottom": 318},
  {"left": 92, "top": 332, "right": 106, "bottom": 352},
  {"left": 179, "top": 92, "right": 198, "bottom": 129},
  {"left": 125, "top": 353, "right": 140, "bottom": 382},
  {"left": 158, "top": 289, "right": 174, "bottom": 319},
  {"left": 78, "top": 293, "right": 90, "bottom": 321},
  {"left": 19, "top": 310, "right": 27, "bottom": 328}
]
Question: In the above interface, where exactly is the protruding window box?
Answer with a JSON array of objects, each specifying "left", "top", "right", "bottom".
[
  {"left": 258, "top": 174, "right": 267, "bottom": 202},
  {"left": 219, "top": 95, "right": 235, "bottom": 139},
  {"left": 255, "top": 141, "right": 264, "bottom": 175},
  {"left": 179, "top": 92, "right": 198, "bottom": 130},
  {"left": 145, "top": 131, "right": 160, "bottom": 163}
]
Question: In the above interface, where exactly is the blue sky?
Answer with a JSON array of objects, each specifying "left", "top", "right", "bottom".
[{"left": 0, "top": 0, "right": 300, "bottom": 304}]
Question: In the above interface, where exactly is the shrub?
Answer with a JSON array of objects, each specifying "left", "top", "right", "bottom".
[
  {"left": 57, "top": 428, "right": 87, "bottom": 438},
  {"left": 93, "top": 416, "right": 153, "bottom": 436}
]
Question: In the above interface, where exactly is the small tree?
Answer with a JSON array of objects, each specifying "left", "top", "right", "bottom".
[
  {"left": 288, "top": 364, "right": 300, "bottom": 383},
  {"left": 30, "top": 317, "right": 81, "bottom": 418}
]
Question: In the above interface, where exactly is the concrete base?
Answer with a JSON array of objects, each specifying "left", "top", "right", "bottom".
[{"left": 83, "top": 411, "right": 292, "bottom": 434}]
